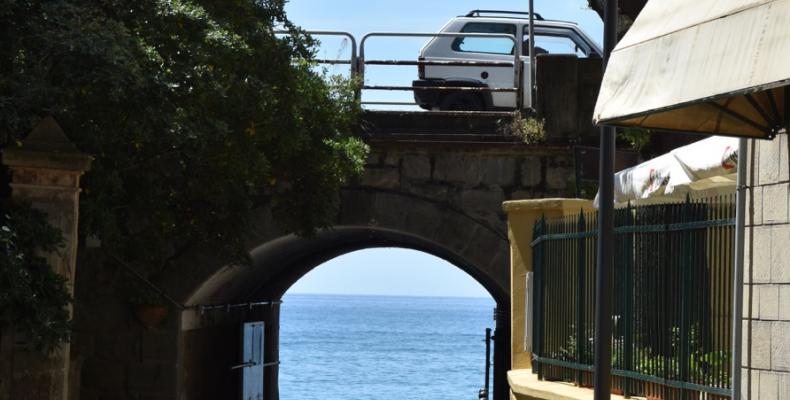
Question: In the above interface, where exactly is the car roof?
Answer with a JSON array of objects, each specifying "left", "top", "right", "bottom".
[
  {"left": 442, "top": 15, "right": 603, "bottom": 55},
  {"left": 453, "top": 15, "right": 580, "bottom": 27}
]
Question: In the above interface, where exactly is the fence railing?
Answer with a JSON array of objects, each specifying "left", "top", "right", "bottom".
[
  {"left": 359, "top": 32, "right": 522, "bottom": 111},
  {"left": 531, "top": 196, "right": 735, "bottom": 399},
  {"left": 275, "top": 30, "right": 523, "bottom": 114}
]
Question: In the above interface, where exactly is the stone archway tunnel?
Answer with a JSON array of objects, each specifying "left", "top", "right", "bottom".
[{"left": 73, "top": 137, "right": 576, "bottom": 400}]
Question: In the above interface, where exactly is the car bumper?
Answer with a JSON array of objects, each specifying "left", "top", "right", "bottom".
[{"left": 412, "top": 79, "right": 446, "bottom": 109}]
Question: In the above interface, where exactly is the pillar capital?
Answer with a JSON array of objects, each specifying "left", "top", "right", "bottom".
[{"left": 2, "top": 116, "right": 92, "bottom": 174}]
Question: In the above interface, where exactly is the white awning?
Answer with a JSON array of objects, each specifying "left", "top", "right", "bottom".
[
  {"left": 593, "top": 0, "right": 789, "bottom": 138},
  {"left": 594, "top": 136, "right": 738, "bottom": 207}
]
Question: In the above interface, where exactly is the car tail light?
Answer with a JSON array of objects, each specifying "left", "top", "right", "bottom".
[{"left": 418, "top": 56, "right": 425, "bottom": 79}]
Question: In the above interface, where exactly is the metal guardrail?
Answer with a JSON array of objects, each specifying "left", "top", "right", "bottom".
[
  {"left": 276, "top": 30, "right": 525, "bottom": 114},
  {"left": 359, "top": 32, "right": 522, "bottom": 111},
  {"left": 531, "top": 196, "right": 736, "bottom": 398},
  {"left": 275, "top": 30, "right": 358, "bottom": 75}
]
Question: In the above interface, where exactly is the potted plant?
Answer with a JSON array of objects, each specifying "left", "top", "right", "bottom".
[{"left": 128, "top": 283, "right": 169, "bottom": 329}]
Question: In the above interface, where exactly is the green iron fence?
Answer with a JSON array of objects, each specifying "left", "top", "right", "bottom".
[{"left": 531, "top": 196, "right": 735, "bottom": 399}]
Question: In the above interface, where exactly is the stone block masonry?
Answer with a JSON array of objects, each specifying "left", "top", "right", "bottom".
[
  {"left": 743, "top": 130, "right": 790, "bottom": 400},
  {"left": 70, "top": 138, "right": 579, "bottom": 400},
  {"left": 0, "top": 118, "right": 91, "bottom": 400}
]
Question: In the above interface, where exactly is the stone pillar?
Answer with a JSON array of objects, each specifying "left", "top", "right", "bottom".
[
  {"left": 742, "top": 132, "right": 790, "bottom": 399},
  {"left": 264, "top": 301, "right": 281, "bottom": 400},
  {"left": 493, "top": 305, "right": 511, "bottom": 400},
  {"left": 502, "top": 199, "right": 594, "bottom": 372},
  {"left": 0, "top": 117, "right": 91, "bottom": 400}
]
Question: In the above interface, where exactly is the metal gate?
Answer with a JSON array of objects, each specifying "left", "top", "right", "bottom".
[
  {"left": 531, "top": 197, "right": 735, "bottom": 399},
  {"left": 238, "top": 321, "right": 265, "bottom": 400}
]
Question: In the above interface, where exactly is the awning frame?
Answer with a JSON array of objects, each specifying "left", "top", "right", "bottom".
[{"left": 603, "top": 82, "right": 789, "bottom": 140}]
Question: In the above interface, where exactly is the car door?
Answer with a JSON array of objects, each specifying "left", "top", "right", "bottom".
[
  {"left": 439, "top": 21, "right": 519, "bottom": 109},
  {"left": 521, "top": 25, "right": 599, "bottom": 108},
  {"left": 527, "top": 26, "right": 596, "bottom": 58}
]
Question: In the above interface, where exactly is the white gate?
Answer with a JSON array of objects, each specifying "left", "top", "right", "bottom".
[{"left": 240, "top": 321, "right": 264, "bottom": 400}]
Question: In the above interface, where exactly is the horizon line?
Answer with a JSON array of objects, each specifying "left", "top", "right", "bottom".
[{"left": 284, "top": 291, "right": 493, "bottom": 300}]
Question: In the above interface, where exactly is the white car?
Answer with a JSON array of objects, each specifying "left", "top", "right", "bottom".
[{"left": 413, "top": 10, "right": 602, "bottom": 111}]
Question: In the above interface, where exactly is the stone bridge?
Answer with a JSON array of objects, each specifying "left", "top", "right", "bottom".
[
  {"left": 73, "top": 132, "right": 576, "bottom": 400},
  {"left": 0, "top": 56, "right": 624, "bottom": 400}
]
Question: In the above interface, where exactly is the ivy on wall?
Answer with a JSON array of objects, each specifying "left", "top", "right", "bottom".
[{"left": 0, "top": 201, "right": 70, "bottom": 353}]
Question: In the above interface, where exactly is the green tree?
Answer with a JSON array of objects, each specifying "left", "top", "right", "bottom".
[
  {"left": 0, "top": 202, "right": 70, "bottom": 352},
  {"left": 0, "top": 0, "right": 368, "bottom": 278}
]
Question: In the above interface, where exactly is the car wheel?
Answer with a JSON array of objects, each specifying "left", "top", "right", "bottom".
[{"left": 439, "top": 93, "right": 485, "bottom": 111}]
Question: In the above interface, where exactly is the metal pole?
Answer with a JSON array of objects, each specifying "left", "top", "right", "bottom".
[
  {"left": 731, "top": 137, "right": 747, "bottom": 400},
  {"left": 528, "top": 0, "right": 536, "bottom": 96},
  {"left": 483, "top": 327, "right": 492, "bottom": 400},
  {"left": 594, "top": 0, "right": 617, "bottom": 399}
]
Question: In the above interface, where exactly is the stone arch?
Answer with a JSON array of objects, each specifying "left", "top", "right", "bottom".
[
  {"left": 179, "top": 188, "right": 510, "bottom": 307},
  {"left": 167, "top": 189, "right": 513, "bottom": 400},
  {"left": 73, "top": 134, "right": 578, "bottom": 400},
  {"left": 179, "top": 225, "right": 507, "bottom": 313}
]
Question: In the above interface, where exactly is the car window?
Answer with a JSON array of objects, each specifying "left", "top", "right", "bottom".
[
  {"left": 523, "top": 27, "right": 591, "bottom": 57},
  {"left": 452, "top": 22, "right": 517, "bottom": 55}
]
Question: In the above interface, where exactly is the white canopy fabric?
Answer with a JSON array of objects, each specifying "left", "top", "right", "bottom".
[
  {"left": 593, "top": 0, "right": 789, "bottom": 138},
  {"left": 594, "top": 136, "right": 739, "bottom": 207}
]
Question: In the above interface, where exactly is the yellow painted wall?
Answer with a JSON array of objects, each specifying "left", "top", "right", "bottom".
[{"left": 503, "top": 199, "right": 594, "bottom": 371}]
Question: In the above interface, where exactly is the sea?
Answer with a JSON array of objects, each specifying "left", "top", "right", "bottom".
[{"left": 279, "top": 293, "right": 497, "bottom": 400}]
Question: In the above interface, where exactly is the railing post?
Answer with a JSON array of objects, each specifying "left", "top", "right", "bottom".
[
  {"left": 350, "top": 37, "right": 361, "bottom": 103},
  {"left": 576, "top": 212, "right": 586, "bottom": 386},
  {"left": 514, "top": 33, "right": 524, "bottom": 112},
  {"left": 483, "top": 327, "right": 492, "bottom": 400},
  {"left": 623, "top": 203, "right": 634, "bottom": 397},
  {"left": 533, "top": 215, "right": 545, "bottom": 379},
  {"left": 679, "top": 197, "right": 693, "bottom": 400}
]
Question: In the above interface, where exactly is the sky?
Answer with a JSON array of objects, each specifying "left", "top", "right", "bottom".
[
  {"left": 284, "top": 0, "right": 602, "bottom": 109},
  {"left": 283, "top": 1, "right": 601, "bottom": 298},
  {"left": 287, "top": 248, "right": 492, "bottom": 298}
]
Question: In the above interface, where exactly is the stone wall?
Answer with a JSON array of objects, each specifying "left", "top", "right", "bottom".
[
  {"left": 534, "top": 56, "right": 603, "bottom": 144},
  {"left": 743, "top": 131, "right": 790, "bottom": 399},
  {"left": 360, "top": 140, "right": 578, "bottom": 210},
  {"left": 73, "top": 139, "right": 580, "bottom": 400},
  {"left": 72, "top": 249, "right": 181, "bottom": 400}
]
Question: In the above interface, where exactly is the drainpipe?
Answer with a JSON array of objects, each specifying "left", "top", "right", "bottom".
[
  {"left": 594, "top": 1, "right": 617, "bottom": 399},
  {"left": 731, "top": 138, "right": 747, "bottom": 400}
]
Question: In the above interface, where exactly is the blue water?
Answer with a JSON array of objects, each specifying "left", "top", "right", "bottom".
[{"left": 279, "top": 294, "right": 496, "bottom": 400}]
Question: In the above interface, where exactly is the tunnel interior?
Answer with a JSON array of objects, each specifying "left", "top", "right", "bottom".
[{"left": 178, "top": 226, "right": 511, "bottom": 400}]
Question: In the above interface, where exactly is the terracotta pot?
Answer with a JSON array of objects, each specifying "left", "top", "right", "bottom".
[
  {"left": 133, "top": 304, "right": 169, "bottom": 329},
  {"left": 579, "top": 371, "right": 594, "bottom": 388},
  {"left": 543, "top": 365, "right": 574, "bottom": 382},
  {"left": 611, "top": 376, "right": 624, "bottom": 395},
  {"left": 645, "top": 381, "right": 663, "bottom": 400},
  {"left": 644, "top": 382, "right": 698, "bottom": 400}
]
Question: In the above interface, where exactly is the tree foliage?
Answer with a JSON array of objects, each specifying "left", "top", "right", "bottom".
[
  {"left": 0, "top": 201, "right": 70, "bottom": 352},
  {"left": 0, "top": 1, "right": 368, "bottom": 274}
]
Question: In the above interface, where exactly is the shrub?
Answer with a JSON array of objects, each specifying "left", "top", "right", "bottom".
[{"left": 0, "top": 201, "right": 70, "bottom": 353}]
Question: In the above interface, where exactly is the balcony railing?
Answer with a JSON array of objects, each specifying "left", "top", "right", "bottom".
[{"left": 531, "top": 196, "right": 735, "bottom": 399}]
